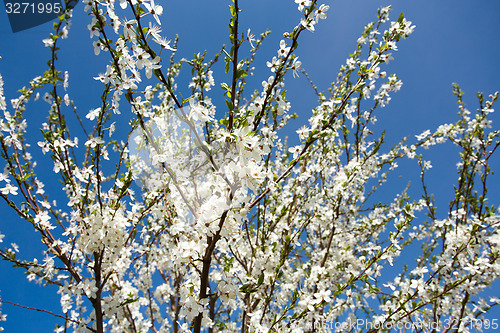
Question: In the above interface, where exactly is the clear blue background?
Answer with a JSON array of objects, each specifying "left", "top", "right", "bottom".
[{"left": 1, "top": 0, "right": 499, "bottom": 331}]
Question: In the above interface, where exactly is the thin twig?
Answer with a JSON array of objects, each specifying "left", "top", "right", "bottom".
[{"left": 0, "top": 298, "right": 96, "bottom": 332}]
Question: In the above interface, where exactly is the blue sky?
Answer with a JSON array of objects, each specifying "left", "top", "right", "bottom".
[{"left": 1, "top": 0, "right": 499, "bottom": 331}]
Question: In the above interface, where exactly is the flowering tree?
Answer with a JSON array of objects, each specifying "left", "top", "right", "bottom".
[{"left": 1, "top": 0, "right": 499, "bottom": 332}]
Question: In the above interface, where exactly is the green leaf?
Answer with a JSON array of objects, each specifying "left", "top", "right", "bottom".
[
  {"left": 235, "top": 69, "right": 247, "bottom": 79},
  {"left": 220, "top": 118, "right": 228, "bottom": 126},
  {"left": 136, "top": 4, "right": 145, "bottom": 15},
  {"left": 182, "top": 95, "right": 193, "bottom": 105},
  {"left": 257, "top": 273, "right": 264, "bottom": 286},
  {"left": 240, "top": 283, "right": 251, "bottom": 292},
  {"left": 153, "top": 68, "right": 162, "bottom": 79},
  {"left": 122, "top": 296, "right": 139, "bottom": 305},
  {"left": 398, "top": 12, "right": 404, "bottom": 23},
  {"left": 222, "top": 49, "right": 231, "bottom": 58}
]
